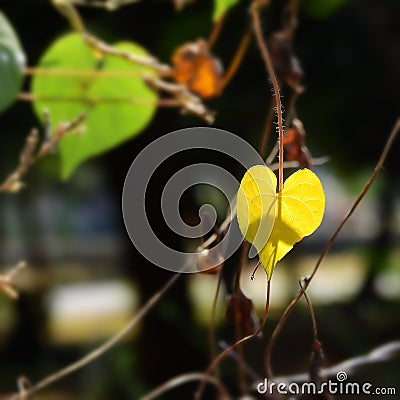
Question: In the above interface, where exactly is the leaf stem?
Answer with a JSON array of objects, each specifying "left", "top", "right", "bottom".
[
  {"left": 208, "top": 16, "right": 226, "bottom": 49},
  {"left": 251, "top": 1, "right": 284, "bottom": 191}
]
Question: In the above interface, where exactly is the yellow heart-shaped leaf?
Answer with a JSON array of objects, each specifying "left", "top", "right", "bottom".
[{"left": 237, "top": 167, "right": 325, "bottom": 280}]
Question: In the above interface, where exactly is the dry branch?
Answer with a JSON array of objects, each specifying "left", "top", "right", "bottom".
[
  {"left": 0, "top": 113, "right": 85, "bottom": 194},
  {"left": 9, "top": 273, "right": 180, "bottom": 400},
  {"left": 0, "top": 262, "right": 26, "bottom": 300},
  {"left": 270, "top": 341, "right": 400, "bottom": 385}
]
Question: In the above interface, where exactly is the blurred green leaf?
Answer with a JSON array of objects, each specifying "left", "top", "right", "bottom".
[
  {"left": 0, "top": 11, "right": 26, "bottom": 113},
  {"left": 213, "top": 0, "right": 239, "bottom": 22},
  {"left": 303, "top": 0, "right": 349, "bottom": 19},
  {"left": 31, "top": 33, "right": 158, "bottom": 179}
]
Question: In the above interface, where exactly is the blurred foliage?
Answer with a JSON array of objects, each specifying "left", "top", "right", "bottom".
[
  {"left": 0, "top": 0, "right": 399, "bottom": 399},
  {"left": 303, "top": 0, "right": 349, "bottom": 19},
  {"left": 0, "top": 11, "right": 26, "bottom": 113},
  {"left": 213, "top": 0, "right": 239, "bottom": 21}
]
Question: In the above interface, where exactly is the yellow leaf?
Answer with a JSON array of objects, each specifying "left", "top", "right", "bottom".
[
  {"left": 236, "top": 165, "right": 277, "bottom": 255},
  {"left": 237, "top": 167, "right": 325, "bottom": 280}
]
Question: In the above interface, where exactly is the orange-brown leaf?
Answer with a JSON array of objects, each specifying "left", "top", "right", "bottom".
[
  {"left": 283, "top": 119, "right": 312, "bottom": 168},
  {"left": 226, "top": 290, "right": 260, "bottom": 336},
  {"left": 171, "top": 39, "right": 224, "bottom": 99}
]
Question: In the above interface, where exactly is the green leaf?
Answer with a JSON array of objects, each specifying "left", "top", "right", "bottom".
[
  {"left": 213, "top": 0, "right": 239, "bottom": 22},
  {"left": 0, "top": 12, "right": 26, "bottom": 113},
  {"left": 31, "top": 33, "right": 158, "bottom": 179}
]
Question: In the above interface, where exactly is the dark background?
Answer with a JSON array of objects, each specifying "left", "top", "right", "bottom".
[{"left": 0, "top": 0, "right": 399, "bottom": 399}]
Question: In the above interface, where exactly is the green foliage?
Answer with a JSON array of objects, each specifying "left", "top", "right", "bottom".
[
  {"left": 0, "top": 11, "right": 26, "bottom": 113},
  {"left": 213, "top": 0, "right": 239, "bottom": 21},
  {"left": 31, "top": 33, "right": 158, "bottom": 179},
  {"left": 303, "top": 0, "right": 349, "bottom": 19}
]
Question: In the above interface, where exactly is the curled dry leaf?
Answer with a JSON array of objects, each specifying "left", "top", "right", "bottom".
[
  {"left": 226, "top": 289, "right": 260, "bottom": 337},
  {"left": 268, "top": 30, "right": 303, "bottom": 90},
  {"left": 283, "top": 118, "right": 312, "bottom": 168},
  {"left": 171, "top": 39, "right": 224, "bottom": 99}
]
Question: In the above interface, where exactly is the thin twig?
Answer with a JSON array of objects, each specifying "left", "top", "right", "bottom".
[
  {"left": 264, "top": 284, "right": 299, "bottom": 379},
  {"left": 219, "top": 341, "right": 262, "bottom": 383},
  {"left": 233, "top": 242, "right": 251, "bottom": 395},
  {"left": 37, "top": 114, "right": 86, "bottom": 157},
  {"left": 235, "top": 242, "right": 250, "bottom": 292},
  {"left": 269, "top": 156, "right": 330, "bottom": 171},
  {"left": 220, "top": 28, "right": 252, "bottom": 91},
  {"left": 24, "top": 67, "right": 148, "bottom": 77},
  {"left": 22, "top": 81, "right": 213, "bottom": 123},
  {"left": 308, "top": 120, "right": 400, "bottom": 283},
  {"left": 140, "top": 372, "right": 231, "bottom": 400},
  {"left": 266, "top": 141, "right": 279, "bottom": 165},
  {"left": 208, "top": 16, "right": 226, "bottom": 49},
  {"left": 69, "top": 0, "right": 193, "bottom": 12},
  {"left": 195, "top": 280, "right": 271, "bottom": 400},
  {"left": 83, "top": 33, "right": 170, "bottom": 73},
  {"left": 16, "top": 377, "right": 32, "bottom": 400},
  {"left": 70, "top": 0, "right": 141, "bottom": 11},
  {"left": 0, "top": 262, "right": 27, "bottom": 300},
  {"left": 282, "top": 0, "right": 300, "bottom": 39},
  {"left": 10, "top": 273, "right": 181, "bottom": 399},
  {"left": 266, "top": 340, "right": 400, "bottom": 386},
  {"left": 145, "top": 77, "right": 215, "bottom": 123},
  {"left": 323, "top": 341, "right": 400, "bottom": 378},
  {"left": 51, "top": 0, "right": 85, "bottom": 32},
  {"left": 299, "top": 278, "right": 329, "bottom": 394},
  {"left": 18, "top": 92, "right": 180, "bottom": 107},
  {"left": 251, "top": 0, "right": 285, "bottom": 191},
  {"left": 300, "top": 279, "right": 318, "bottom": 339},
  {"left": 0, "top": 129, "right": 39, "bottom": 193},
  {"left": 209, "top": 267, "right": 224, "bottom": 370},
  {"left": 0, "top": 114, "right": 85, "bottom": 194},
  {"left": 264, "top": 118, "right": 400, "bottom": 379}
]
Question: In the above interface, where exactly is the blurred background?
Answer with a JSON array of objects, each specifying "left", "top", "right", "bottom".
[{"left": 0, "top": 0, "right": 399, "bottom": 399}]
